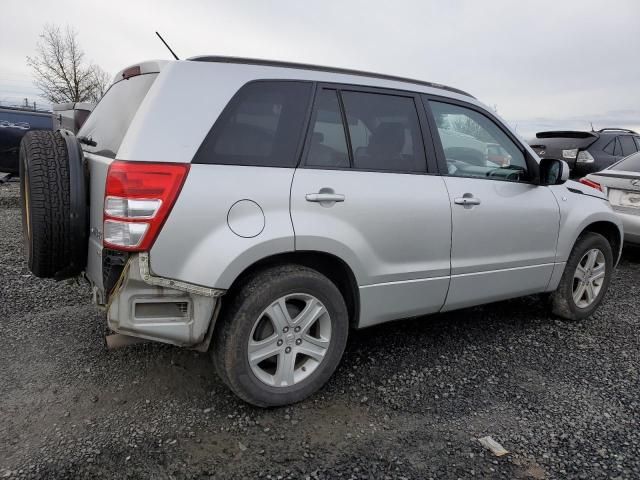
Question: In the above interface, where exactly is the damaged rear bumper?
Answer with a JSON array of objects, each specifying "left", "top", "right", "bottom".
[{"left": 106, "top": 253, "right": 225, "bottom": 349}]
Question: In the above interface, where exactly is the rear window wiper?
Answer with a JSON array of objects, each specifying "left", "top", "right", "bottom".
[{"left": 78, "top": 135, "right": 97, "bottom": 147}]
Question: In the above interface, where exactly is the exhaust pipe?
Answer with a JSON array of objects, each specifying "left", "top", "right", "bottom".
[{"left": 105, "top": 333, "right": 148, "bottom": 350}]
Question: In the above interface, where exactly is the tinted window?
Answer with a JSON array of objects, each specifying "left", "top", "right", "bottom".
[
  {"left": 603, "top": 139, "right": 615, "bottom": 155},
  {"left": 306, "top": 89, "right": 349, "bottom": 168},
  {"left": 635, "top": 137, "right": 640, "bottom": 151},
  {"left": 341, "top": 91, "right": 426, "bottom": 172},
  {"left": 619, "top": 135, "right": 637, "bottom": 156},
  {"left": 79, "top": 73, "right": 158, "bottom": 159},
  {"left": 194, "top": 81, "right": 312, "bottom": 167},
  {"left": 429, "top": 101, "right": 528, "bottom": 181},
  {"left": 613, "top": 152, "right": 640, "bottom": 172},
  {"left": 613, "top": 137, "right": 623, "bottom": 156}
]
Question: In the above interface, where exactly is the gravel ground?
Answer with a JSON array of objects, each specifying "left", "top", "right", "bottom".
[{"left": 1, "top": 180, "right": 639, "bottom": 479}]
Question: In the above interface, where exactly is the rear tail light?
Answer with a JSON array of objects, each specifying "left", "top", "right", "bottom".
[
  {"left": 103, "top": 161, "right": 189, "bottom": 251},
  {"left": 579, "top": 177, "right": 602, "bottom": 192},
  {"left": 576, "top": 150, "right": 595, "bottom": 163}
]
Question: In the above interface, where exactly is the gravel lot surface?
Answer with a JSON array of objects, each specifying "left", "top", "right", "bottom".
[{"left": 1, "top": 180, "right": 639, "bottom": 479}]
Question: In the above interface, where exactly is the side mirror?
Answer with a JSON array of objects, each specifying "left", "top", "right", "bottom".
[{"left": 539, "top": 158, "right": 570, "bottom": 186}]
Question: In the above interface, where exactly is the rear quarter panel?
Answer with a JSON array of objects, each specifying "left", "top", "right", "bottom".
[{"left": 150, "top": 164, "right": 296, "bottom": 289}]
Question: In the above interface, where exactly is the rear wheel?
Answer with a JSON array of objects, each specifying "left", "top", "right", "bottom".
[
  {"left": 213, "top": 265, "right": 348, "bottom": 407},
  {"left": 550, "top": 232, "right": 613, "bottom": 320}
]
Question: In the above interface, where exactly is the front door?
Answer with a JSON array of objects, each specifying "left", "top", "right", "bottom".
[{"left": 425, "top": 99, "right": 561, "bottom": 310}]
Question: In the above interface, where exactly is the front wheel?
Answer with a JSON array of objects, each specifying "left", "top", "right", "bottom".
[
  {"left": 550, "top": 232, "right": 614, "bottom": 320},
  {"left": 212, "top": 265, "right": 349, "bottom": 407}
]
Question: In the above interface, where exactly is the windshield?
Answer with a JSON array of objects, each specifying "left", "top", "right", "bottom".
[{"left": 78, "top": 73, "right": 158, "bottom": 158}]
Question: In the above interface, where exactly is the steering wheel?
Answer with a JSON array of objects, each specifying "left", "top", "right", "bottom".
[{"left": 486, "top": 168, "right": 521, "bottom": 181}]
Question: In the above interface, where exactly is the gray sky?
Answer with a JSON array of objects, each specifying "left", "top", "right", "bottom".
[{"left": 2, "top": 0, "right": 639, "bottom": 138}]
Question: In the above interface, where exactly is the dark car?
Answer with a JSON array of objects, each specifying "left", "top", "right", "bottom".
[
  {"left": 529, "top": 128, "right": 640, "bottom": 178},
  {"left": 0, "top": 107, "right": 53, "bottom": 173}
]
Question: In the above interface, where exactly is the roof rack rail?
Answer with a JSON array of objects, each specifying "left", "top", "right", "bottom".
[
  {"left": 188, "top": 55, "right": 475, "bottom": 98},
  {"left": 598, "top": 128, "right": 638, "bottom": 134}
]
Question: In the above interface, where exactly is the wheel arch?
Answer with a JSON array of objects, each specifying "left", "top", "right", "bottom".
[
  {"left": 222, "top": 250, "right": 361, "bottom": 329},
  {"left": 578, "top": 220, "right": 623, "bottom": 265}
]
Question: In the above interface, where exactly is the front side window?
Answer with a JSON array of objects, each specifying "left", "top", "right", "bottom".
[
  {"left": 341, "top": 91, "right": 426, "bottom": 172},
  {"left": 428, "top": 100, "right": 528, "bottom": 182},
  {"left": 194, "top": 81, "right": 312, "bottom": 167}
]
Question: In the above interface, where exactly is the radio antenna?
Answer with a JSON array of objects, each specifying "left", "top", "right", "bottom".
[{"left": 155, "top": 31, "right": 179, "bottom": 60}]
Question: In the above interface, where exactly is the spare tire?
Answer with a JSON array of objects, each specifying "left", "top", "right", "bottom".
[{"left": 19, "top": 129, "right": 88, "bottom": 279}]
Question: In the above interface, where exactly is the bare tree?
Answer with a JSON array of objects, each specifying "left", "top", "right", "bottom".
[
  {"left": 450, "top": 116, "right": 494, "bottom": 143},
  {"left": 27, "top": 24, "right": 110, "bottom": 104}
]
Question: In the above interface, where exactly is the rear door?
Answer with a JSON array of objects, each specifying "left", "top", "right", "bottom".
[
  {"left": 291, "top": 85, "right": 452, "bottom": 328},
  {"left": 424, "top": 97, "right": 560, "bottom": 311}
]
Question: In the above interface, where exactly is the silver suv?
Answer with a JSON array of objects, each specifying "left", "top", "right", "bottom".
[{"left": 19, "top": 57, "right": 623, "bottom": 406}]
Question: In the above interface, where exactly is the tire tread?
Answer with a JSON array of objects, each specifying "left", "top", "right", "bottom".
[{"left": 20, "top": 130, "right": 72, "bottom": 278}]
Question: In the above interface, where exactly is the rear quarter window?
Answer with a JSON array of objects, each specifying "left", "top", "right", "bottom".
[
  {"left": 193, "top": 81, "right": 313, "bottom": 168},
  {"left": 603, "top": 138, "right": 616, "bottom": 155},
  {"left": 79, "top": 73, "right": 158, "bottom": 159}
]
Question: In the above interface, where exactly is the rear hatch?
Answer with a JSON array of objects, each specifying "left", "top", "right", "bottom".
[
  {"left": 78, "top": 61, "right": 165, "bottom": 296},
  {"left": 529, "top": 131, "right": 599, "bottom": 168}
]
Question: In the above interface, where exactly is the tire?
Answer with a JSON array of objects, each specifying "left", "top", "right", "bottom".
[
  {"left": 212, "top": 265, "right": 349, "bottom": 407},
  {"left": 19, "top": 130, "right": 87, "bottom": 279},
  {"left": 550, "top": 232, "right": 614, "bottom": 320}
]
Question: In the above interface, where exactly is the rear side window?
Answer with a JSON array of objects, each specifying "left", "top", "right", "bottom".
[
  {"left": 619, "top": 135, "right": 638, "bottom": 156},
  {"left": 613, "top": 137, "right": 623, "bottom": 156},
  {"left": 79, "top": 73, "right": 158, "bottom": 159},
  {"left": 613, "top": 152, "right": 640, "bottom": 171},
  {"left": 341, "top": 91, "right": 426, "bottom": 172},
  {"left": 306, "top": 89, "right": 350, "bottom": 168},
  {"left": 194, "top": 81, "right": 312, "bottom": 167}
]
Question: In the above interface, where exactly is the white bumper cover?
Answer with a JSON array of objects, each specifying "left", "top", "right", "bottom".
[{"left": 107, "top": 254, "right": 224, "bottom": 347}]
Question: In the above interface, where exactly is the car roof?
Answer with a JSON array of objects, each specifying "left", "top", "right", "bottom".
[{"left": 188, "top": 55, "right": 474, "bottom": 99}]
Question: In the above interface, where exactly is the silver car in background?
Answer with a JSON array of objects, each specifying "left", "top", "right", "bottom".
[
  {"left": 19, "top": 57, "right": 623, "bottom": 407},
  {"left": 581, "top": 152, "right": 640, "bottom": 244}
]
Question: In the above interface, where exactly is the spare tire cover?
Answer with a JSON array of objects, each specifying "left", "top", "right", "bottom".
[{"left": 19, "top": 129, "right": 88, "bottom": 279}]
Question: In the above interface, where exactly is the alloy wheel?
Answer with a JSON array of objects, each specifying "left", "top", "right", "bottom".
[
  {"left": 247, "top": 293, "right": 331, "bottom": 387},
  {"left": 572, "top": 248, "right": 606, "bottom": 308}
]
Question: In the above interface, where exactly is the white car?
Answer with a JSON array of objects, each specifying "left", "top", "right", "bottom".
[{"left": 19, "top": 57, "right": 623, "bottom": 406}]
